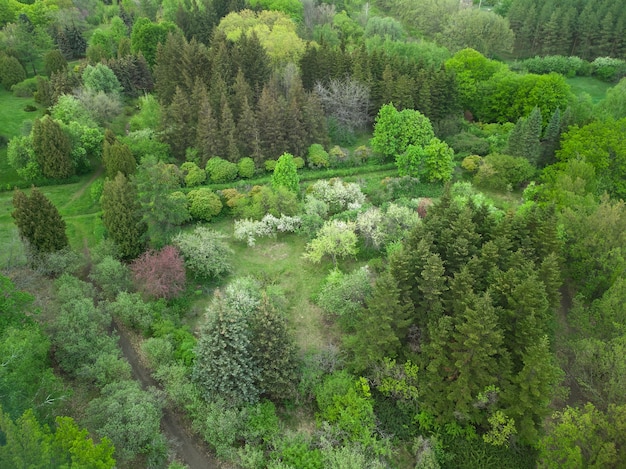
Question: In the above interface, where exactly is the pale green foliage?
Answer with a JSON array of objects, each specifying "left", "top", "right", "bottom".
[
  {"left": 88, "top": 255, "right": 131, "bottom": 301},
  {"left": 7, "top": 135, "right": 40, "bottom": 181},
  {"left": 308, "top": 178, "right": 366, "bottom": 214},
  {"left": 193, "top": 398, "right": 244, "bottom": 460},
  {"left": 141, "top": 337, "right": 174, "bottom": 370},
  {"left": 87, "top": 380, "right": 162, "bottom": 462},
  {"left": 397, "top": 138, "right": 454, "bottom": 182},
  {"left": 172, "top": 227, "right": 233, "bottom": 278},
  {"left": 272, "top": 152, "right": 300, "bottom": 193},
  {"left": 206, "top": 157, "right": 238, "bottom": 183},
  {"left": 82, "top": 64, "right": 122, "bottom": 94},
  {"left": 439, "top": 9, "right": 514, "bottom": 57},
  {"left": 234, "top": 214, "right": 301, "bottom": 246},
  {"left": 482, "top": 411, "right": 517, "bottom": 447},
  {"left": 51, "top": 94, "right": 97, "bottom": 127},
  {"left": 238, "top": 157, "right": 256, "bottom": 179},
  {"left": 307, "top": 143, "right": 330, "bottom": 168},
  {"left": 107, "top": 292, "right": 158, "bottom": 332},
  {"left": 317, "top": 267, "right": 371, "bottom": 326},
  {"left": 303, "top": 220, "right": 358, "bottom": 266},
  {"left": 129, "top": 94, "right": 162, "bottom": 131}
]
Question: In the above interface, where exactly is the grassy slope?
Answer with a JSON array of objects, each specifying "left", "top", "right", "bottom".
[
  {"left": 566, "top": 76, "right": 612, "bottom": 103},
  {"left": 0, "top": 89, "right": 43, "bottom": 187}
]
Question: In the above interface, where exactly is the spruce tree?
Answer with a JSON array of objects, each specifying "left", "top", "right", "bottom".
[
  {"left": 250, "top": 294, "right": 298, "bottom": 402},
  {"left": 154, "top": 33, "right": 186, "bottom": 105},
  {"left": 193, "top": 292, "right": 259, "bottom": 405},
  {"left": 257, "top": 83, "right": 287, "bottom": 159},
  {"left": 196, "top": 90, "right": 220, "bottom": 166},
  {"left": 539, "top": 108, "right": 561, "bottom": 168},
  {"left": 162, "top": 86, "right": 193, "bottom": 161},
  {"left": 12, "top": 188, "right": 68, "bottom": 255},
  {"left": 346, "top": 272, "right": 411, "bottom": 372},
  {"left": 236, "top": 96, "right": 262, "bottom": 164},
  {"left": 219, "top": 93, "right": 239, "bottom": 162},
  {"left": 32, "top": 117, "right": 73, "bottom": 179},
  {"left": 101, "top": 172, "right": 146, "bottom": 259},
  {"left": 522, "top": 106, "right": 542, "bottom": 165}
]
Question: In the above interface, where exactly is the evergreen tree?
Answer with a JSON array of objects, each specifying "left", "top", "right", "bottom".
[
  {"left": 193, "top": 292, "right": 259, "bottom": 405},
  {"left": 346, "top": 272, "right": 411, "bottom": 372},
  {"left": 250, "top": 294, "right": 298, "bottom": 402},
  {"left": 196, "top": 88, "right": 220, "bottom": 165},
  {"left": 416, "top": 252, "right": 447, "bottom": 328},
  {"left": 12, "top": 188, "right": 68, "bottom": 255},
  {"left": 32, "top": 117, "right": 73, "bottom": 179},
  {"left": 103, "top": 140, "right": 136, "bottom": 179},
  {"left": 257, "top": 83, "right": 286, "bottom": 159},
  {"left": 231, "top": 68, "right": 253, "bottom": 121},
  {"left": 101, "top": 172, "right": 146, "bottom": 259},
  {"left": 521, "top": 106, "right": 542, "bottom": 165},
  {"left": 236, "top": 96, "right": 262, "bottom": 164},
  {"left": 219, "top": 93, "right": 239, "bottom": 162},
  {"left": 539, "top": 108, "right": 561, "bottom": 168},
  {"left": 154, "top": 33, "right": 186, "bottom": 105},
  {"left": 161, "top": 86, "right": 193, "bottom": 161}
]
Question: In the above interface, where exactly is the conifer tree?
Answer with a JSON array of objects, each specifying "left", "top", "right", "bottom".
[
  {"left": 219, "top": 93, "right": 239, "bottom": 162},
  {"left": 154, "top": 33, "right": 186, "bottom": 105},
  {"left": 12, "top": 188, "right": 68, "bottom": 255},
  {"left": 32, "top": 117, "right": 73, "bottom": 179},
  {"left": 103, "top": 140, "right": 136, "bottom": 179},
  {"left": 101, "top": 172, "right": 146, "bottom": 259},
  {"left": 257, "top": 84, "right": 287, "bottom": 159},
  {"left": 236, "top": 96, "right": 262, "bottom": 164},
  {"left": 196, "top": 88, "right": 220, "bottom": 165},
  {"left": 162, "top": 86, "right": 193, "bottom": 160},
  {"left": 522, "top": 106, "right": 542, "bottom": 165},
  {"left": 193, "top": 292, "right": 259, "bottom": 405},
  {"left": 231, "top": 68, "right": 253, "bottom": 121},
  {"left": 539, "top": 107, "right": 561, "bottom": 167},
  {"left": 250, "top": 294, "right": 298, "bottom": 402},
  {"left": 347, "top": 272, "right": 411, "bottom": 372}
]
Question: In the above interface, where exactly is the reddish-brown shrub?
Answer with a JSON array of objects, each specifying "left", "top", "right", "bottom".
[{"left": 131, "top": 245, "right": 186, "bottom": 299}]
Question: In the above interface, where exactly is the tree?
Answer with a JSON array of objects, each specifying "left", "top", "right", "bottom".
[
  {"left": 303, "top": 220, "right": 358, "bottom": 266},
  {"left": 271, "top": 152, "right": 300, "bottom": 193},
  {"left": 371, "top": 104, "right": 435, "bottom": 161},
  {"left": 133, "top": 156, "right": 190, "bottom": 247},
  {"left": 82, "top": 64, "right": 122, "bottom": 94},
  {"left": 171, "top": 227, "right": 233, "bottom": 279},
  {"left": 0, "top": 54, "right": 26, "bottom": 90},
  {"left": 12, "top": 188, "right": 68, "bottom": 256},
  {"left": 102, "top": 173, "right": 146, "bottom": 260},
  {"left": 131, "top": 17, "right": 179, "bottom": 66},
  {"left": 250, "top": 294, "right": 299, "bottom": 401},
  {"left": 397, "top": 139, "right": 454, "bottom": 183},
  {"left": 193, "top": 291, "right": 260, "bottom": 405},
  {"left": 32, "top": 116, "right": 73, "bottom": 179},
  {"left": 131, "top": 246, "right": 186, "bottom": 299},
  {"left": 103, "top": 140, "right": 136, "bottom": 179},
  {"left": 0, "top": 409, "right": 116, "bottom": 469},
  {"left": 86, "top": 380, "right": 162, "bottom": 462},
  {"left": 314, "top": 77, "right": 370, "bottom": 133},
  {"left": 439, "top": 9, "right": 515, "bottom": 58}
]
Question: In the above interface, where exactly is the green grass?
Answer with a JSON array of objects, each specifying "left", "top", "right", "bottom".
[
  {"left": 566, "top": 76, "right": 612, "bottom": 103},
  {"left": 0, "top": 89, "right": 44, "bottom": 187}
]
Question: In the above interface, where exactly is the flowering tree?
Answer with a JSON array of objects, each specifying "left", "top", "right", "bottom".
[
  {"left": 303, "top": 220, "right": 358, "bottom": 266},
  {"left": 131, "top": 246, "right": 186, "bottom": 299}
]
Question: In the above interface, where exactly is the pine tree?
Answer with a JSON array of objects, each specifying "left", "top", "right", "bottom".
[
  {"left": 161, "top": 86, "right": 193, "bottom": 161},
  {"left": 539, "top": 107, "right": 561, "bottom": 167},
  {"left": 506, "top": 116, "right": 525, "bottom": 157},
  {"left": 231, "top": 68, "right": 253, "bottom": 121},
  {"left": 154, "top": 33, "right": 186, "bottom": 105},
  {"left": 521, "top": 106, "right": 542, "bottom": 165},
  {"left": 32, "top": 117, "right": 73, "bottom": 179},
  {"left": 12, "top": 188, "right": 68, "bottom": 255},
  {"left": 250, "top": 294, "right": 298, "bottom": 402},
  {"left": 101, "top": 173, "right": 146, "bottom": 259},
  {"left": 416, "top": 252, "right": 448, "bottom": 328},
  {"left": 257, "top": 83, "right": 287, "bottom": 159},
  {"left": 346, "top": 272, "right": 412, "bottom": 373}
]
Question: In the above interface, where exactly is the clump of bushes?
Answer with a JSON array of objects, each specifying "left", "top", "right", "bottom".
[
  {"left": 206, "top": 157, "right": 238, "bottom": 183},
  {"left": 187, "top": 188, "right": 223, "bottom": 221}
]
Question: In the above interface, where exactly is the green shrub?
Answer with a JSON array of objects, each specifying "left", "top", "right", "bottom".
[
  {"left": 264, "top": 159, "right": 277, "bottom": 172},
  {"left": 353, "top": 145, "right": 370, "bottom": 163},
  {"left": 521, "top": 55, "right": 588, "bottom": 77},
  {"left": 11, "top": 77, "right": 39, "bottom": 97},
  {"left": 171, "top": 227, "right": 233, "bottom": 279},
  {"left": 0, "top": 54, "right": 26, "bottom": 90},
  {"left": 328, "top": 145, "right": 350, "bottom": 167},
  {"left": 238, "top": 157, "right": 256, "bottom": 179},
  {"left": 187, "top": 188, "right": 223, "bottom": 221},
  {"left": 446, "top": 132, "right": 490, "bottom": 157},
  {"left": 181, "top": 161, "right": 206, "bottom": 187},
  {"left": 206, "top": 157, "right": 238, "bottom": 183},
  {"left": 591, "top": 57, "right": 626, "bottom": 82},
  {"left": 293, "top": 156, "right": 305, "bottom": 169},
  {"left": 474, "top": 153, "right": 535, "bottom": 191},
  {"left": 307, "top": 144, "right": 330, "bottom": 169},
  {"left": 461, "top": 155, "right": 482, "bottom": 173}
]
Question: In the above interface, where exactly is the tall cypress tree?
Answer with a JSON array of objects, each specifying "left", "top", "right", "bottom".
[
  {"left": 101, "top": 172, "right": 145, "bottom": 259},
  {"left": 12, "top": 188, "right": 68, "bottom": 255},
  {"left": 32, "top": 117, "right": 73, "bottom": 179}
]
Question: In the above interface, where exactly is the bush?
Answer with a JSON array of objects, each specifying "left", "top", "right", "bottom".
[
  {"left": 181, "top": 161, "right": 206, "bottom": 187},
  {"left": 474, "top": 153, "right": 536, "bottom": 191},
  {"left": 264, "top": 159, "right": 277, "bottom": 172},
  {"left": 521, "top": 55, "right": 588, "bottom": 77},
  {"left": 293, "top": 156, "right": 305, "bottom": 169},
  {"left": 131, "top": 246, "right": 186, "bottom": 300},
  {"left": 172, "top": 227, "right": 233, "bottom": 278},
  {"left": 108, "top": 291, "right": 157, "bottom": 332},
  {"left": 591, "top": 57, "right": 626, "bottom": 82},
  {"left": 317, "top": 267, "right": 371, "bottom": 332},
  {"left": 446, "top": 132, "right": 490, "bottom": 157},
  {"left": 186, "top": 188, "right": 223, "bottom": 221},
  {"left": 206, "top": 157, "right": 238, "bottom": 183},
  {"left": 0, "top": 55, "right": 26, "bottom": 90},
  {"left": 353, "top": 145, "right": 370, "bottom": 163},
  {"left": 11, "top": 77, "right": 39, "bottom": 97},
  {"left": 234, "top": 214, "right": 302, "bottom": 247},
  {"left": 272, "top": 153, "right": 300, "bottom": 193},
  {"left": 88, "top": 255, "right": 131, "bottom": 301},
  {"left": 231, "top": 185, "right": 299, "bottom": 220},
  {"left": 238, "top": 157, "right": 256, "bottom": 179},
  {"left": 307, "top": 144, "right": 330, "bottom": 169},
  {"left": 307, "top": 178, "right": 366, "bottom": 214},
  {"left": 461, "top": 155, "right": 482, "bottom": 173}
]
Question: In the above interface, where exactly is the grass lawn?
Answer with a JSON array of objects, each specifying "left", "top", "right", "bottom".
[
  {"left": 0, "top": 89, "right": 44, "bottom": 187},
  {"left": 566, "top": 76, "right": 612, "bottom": 103}
]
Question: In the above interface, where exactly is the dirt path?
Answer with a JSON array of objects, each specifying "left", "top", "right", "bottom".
[
  {"left": 113, "top": 321, "right": 219, "bottom": 469},
  {"left": 62, "top": 166, "right": 104, "bottom": 210}
]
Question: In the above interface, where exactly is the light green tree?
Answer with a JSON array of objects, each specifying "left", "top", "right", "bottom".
[
  {"left": 271, "top": 152, "right": 300, "bottom": 193},
  {"left": 303, "top": 220, "right": 358, "bottom": 266}
]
